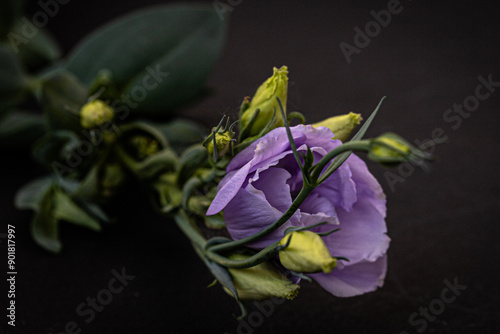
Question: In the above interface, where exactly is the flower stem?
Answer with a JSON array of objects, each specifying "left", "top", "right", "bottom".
[
  {"left": 207, "top": 183, "right": 315, "bottom": 254},
  {"left": 174, "top": 210, "right": 283, "bottom": 269},
  {"left": 205, "top": 240, "right": 282, "bottom": 268},
  {"left": 173, "top": 210, "right": 206, "bottom": 249},
  {"left": 311, "top": 140, "right": 371, "bottom": 185}
]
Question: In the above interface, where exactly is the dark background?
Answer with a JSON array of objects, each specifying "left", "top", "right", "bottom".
[{"left": 1, "top": 0, "right": 499, "bottom": 333}]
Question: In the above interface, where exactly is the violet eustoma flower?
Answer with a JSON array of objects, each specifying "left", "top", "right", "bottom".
[{"left": 207, "top": 125, "right": 390, "bottom": 297}]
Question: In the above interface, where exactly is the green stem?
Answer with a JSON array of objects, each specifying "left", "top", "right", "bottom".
[
  {"left": 310, "top": 140, "right": 371, "bottom": 184},
  {"left": 207, "top": 183, "right": 315, "bottom": 254},
  {"left": 174, "top": 210, "right": 285, "bottom": 270},
  {"left": 173, "top": 210, "right": 206, "bottom": 249},
  {"left": 205, "top": 240, "right": 282, "bottom": 269}
]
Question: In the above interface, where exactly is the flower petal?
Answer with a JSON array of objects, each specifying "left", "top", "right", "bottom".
[
  {"left": 322, "top": 196, "right": 390, "bottom": 265},
  {"left": 311, "top": 255, "right": 387, "bottom": 297},
  {"left": 224, "top": 185, "right": 298, "bottom": 248}
]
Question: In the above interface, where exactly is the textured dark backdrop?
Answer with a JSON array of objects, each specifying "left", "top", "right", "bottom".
[{"left": 1, "top": 0, "right": 499, "bottom": 333}]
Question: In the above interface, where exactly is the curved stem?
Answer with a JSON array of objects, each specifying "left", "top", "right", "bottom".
[
  {"left": 205, "top": 240, "right": 281, "bottom": 269},
  {"left": 207, "top": 183, "right": 315, "bottom": 254},
  {"left": 310, "top": 140, "right": 371, "bottom": 184},
  {"left": 173, "top": 210, "right": 206, "bottom": 249},
  {"left": 174, "top": 210, "right": 284, "bottom": 269}
]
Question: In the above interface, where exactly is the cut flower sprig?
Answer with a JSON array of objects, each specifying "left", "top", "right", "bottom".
[{"left": 204, "top": 96, "right": 431, "bottom": 260}]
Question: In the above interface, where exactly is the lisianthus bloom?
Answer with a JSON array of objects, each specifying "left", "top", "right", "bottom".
[{"left": 207, "top": 125, "right": 390, "bottom": 297}]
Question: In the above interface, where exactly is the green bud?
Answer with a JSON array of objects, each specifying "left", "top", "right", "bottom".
[
  {"left": 100, "top": 163, "right": 126, "bottom": 198},
  {"left": 313, "top": 112, "right": 362, "bottom": 142},
  {"left": 224, "top": 254, "right": 299, "bottom": 300},
  {"left": 279, "top": 231, "right": 336, "bottom": 274},
  {"left": 153, "top": 172, "right": 182, "bottom": 213},
  {"left": 241, "top": 66, "right": 288, "bottom": 136},
  {"left": 129, "top": 135, "right": 160, "bottom": 161},
  {"left": 369, "top": 132, "right": 415, "bottom": 166},
  {"left": 206, "top": 131, "right": 232, "bottom": 158},
  {"left": 80, "top": 99, "right": 114, "bottom": 129}
]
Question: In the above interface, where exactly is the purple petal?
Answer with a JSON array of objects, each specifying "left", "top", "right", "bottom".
[
  {"left": 206, "top": 161, "right": 253, "bottom": 215},
  {"left": 311, "top": 255, "right": 387, "bottom": 297},
  {"left": 315, "top": 163, "right": 357, "bottom": 212},
  {"left": 250, "top": 167, "right": 293, "bottom": 213},
  {"left": 223, "top": 185, "right": 299, "bottom": 249},
  {"left": 346, "top": 154, "right": 386, "bottom": 217},
  {"left": 322, "top": 196, "right": 390, "bottom": 265}
]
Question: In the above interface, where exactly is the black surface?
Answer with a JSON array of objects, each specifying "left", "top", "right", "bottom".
[{"left": 1, "top": 0, "right": 499, "bottom": 333}]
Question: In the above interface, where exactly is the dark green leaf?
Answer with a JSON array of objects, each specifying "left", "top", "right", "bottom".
[
  {"left": 0, "top": 111, "right": 46, "bottom": 151},
  {"left": 0, "top": 44, "right": 26, "bottom": 93},
  {"left": 30, "top": 185, "right": 61, "bottom": 254},
  {"left": 193, "top": 245, "right": 239, "bottom": 301},
  {"left": 177, "top": 144, "right": 208, "bottom": 185},
  {"left": 32, "top": 130, "right": 79, "bottom": 167},
  {"left": 9, "top": 21, "right": 61, "bottom": 71},
  {"left": 15, "top": 176, "right": 53, "bottom": 210},
  {"left": 119, "top": 121, "right": 169, "bottom": 148},
  {"left": 40, "top": 70, "right": 88, "bottom": 132},
  {"left": 0, "top": 45, "right": 28, "bottom": 116},
  {"left": 53, "top": 189, "right": 101, "bottom": 231},
  {"left": 31, "top": 198, "right": 61, "bottom": 254},
  {"left": 65, "top": 4, "right": 228, "bottom": 117},
  {"left": 72, "top": 162, "right": 100, "bottom": 200},
  {"left": 132, "top": 149, "right": 178, "bottom": 180}
]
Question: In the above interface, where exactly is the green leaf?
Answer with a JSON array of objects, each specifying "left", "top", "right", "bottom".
[
  {"left": 192, "top": 240, "right": 239, "bottom": 302},
  {"left": 76, "top": 161, "right": 102, "bottom": 196},
  {"left": 31, "top": 193, "right": 61, "bottom": 254},
  {"left": 0, "top": 45, "right": 26, "bottom": 93},
  {"left": 53, "top": 189, "right": 101, "bottom": 231},
  {"left": 40, "top": 70, "right": 88, "bottom": 132},
  {"left": 0, "top": 111, "right": 46, "bottom": 151},
  {"left": 32, "top": 130, "right": 79, "bottom": 168},
  {"left": 15, "top": 176, "right": 53, "bottom": 210},
  {"left": 9, "top": 21, "right": 61, "bottom": 71},
  {"left": 17, "top": 178, "right": 104, "bottom": 253},
  {"left": 0, "top": 45, "right": 28, "bottom": 117},
  {"left": 65, "top": 4, "right": 228, "bottom": 117},
  {"left": 176, "top": 144, "right": 209, "bottom": 185}
]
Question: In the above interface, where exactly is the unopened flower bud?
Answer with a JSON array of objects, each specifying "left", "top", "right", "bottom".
[
  {"left": 224, "top": 254, "right": 299, "bottom": 300},
  {"left": 100, "top": 163, "right": 125, "bottom": 198},
  {"left": 206, "top": 131, "right": 232, "bottom": 158},
  {"left": 369, "top": 132, "right": 414, "bottom": 166},
  {"left": 129, "top": 135, "right": 160, "bottom": 161},
  {"left": 241, "top": 66, "right": 288, "bottom": 136},
  {"left": 279, "top": 231, "right": 336, "bottom": 274},
  {"left": 80, "top": 99, "right": 114, "bottom": 129},
  {"left": 313, "top": 112, "right": 362, "bottom": 142}
]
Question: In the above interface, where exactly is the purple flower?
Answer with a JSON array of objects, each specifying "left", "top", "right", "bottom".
[{"left": 207, "top": 125, "right": 390, "bottom": 297}]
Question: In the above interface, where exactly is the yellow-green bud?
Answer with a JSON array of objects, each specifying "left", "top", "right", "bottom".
[
  {"left": 279, "top": 231, "right": 337, "bottom": 274},
  {"left": 224, "top": 254, "right": 299, "bottom": 300},
  {"left": 369, "top": 133, "right": 412, "bottom": 165},
  {"left": 100, "top": 163, "right": 125, "bottom": 198},
  {"left": 241, "top": 66, "right": 288, "bottom": 136},
  {"left": 80, "top": 99, "right": 114, "bottom": 129},
  {"left": 313, "top": 112, "right": 362, "bottom": 142},
  {"left": 129, "top": 135, "right": 160, "bottom": 161},
  {"left": 206, "top": 131, "right": 232, "bottom": 157}
]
